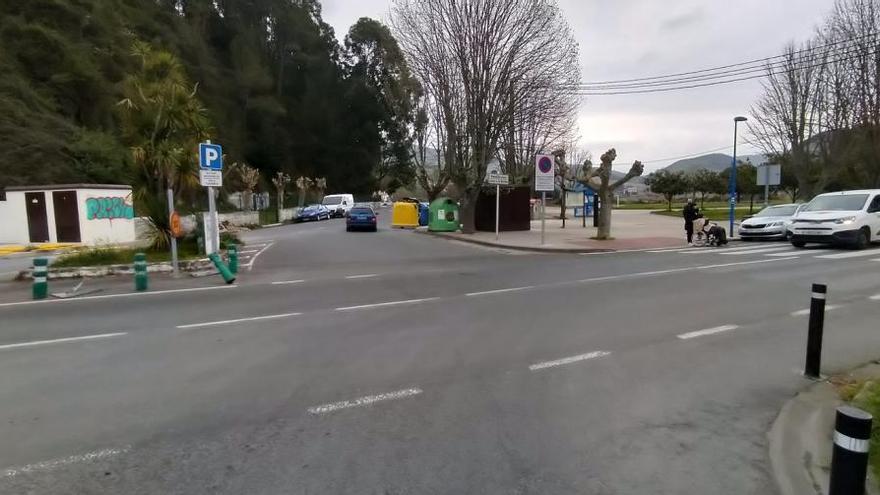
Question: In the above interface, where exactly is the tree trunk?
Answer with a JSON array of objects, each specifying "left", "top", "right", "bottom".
[
  {"left": 666, "top": 194, "right": 673, "bottom": 211},
  {"left": 459, "top": 190, "right": 478, "bottom": 233},
  {"left": 560, "top": 190, "right": 566, "bottom": 221},
  {"left": 595, "top": 188, "right": 613, "bottom": 239}
]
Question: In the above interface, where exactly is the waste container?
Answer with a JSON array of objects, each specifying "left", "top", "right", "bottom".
[
  {"left": 428, "top": 198, "right": 460, "bottom": 232},
  {"left": 418, "top": 202, "right": 429, "bottom": 226},
  {"left": 391, "top": 201, "right": 420, "bottom": 228}
]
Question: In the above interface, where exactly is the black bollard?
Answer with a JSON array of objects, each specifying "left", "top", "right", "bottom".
[
  {"left": 829, "top": 406, "right": 872, "bottom": 495},
  {"left": 804, "top": 283, "right": 826, "bottom": 379}
]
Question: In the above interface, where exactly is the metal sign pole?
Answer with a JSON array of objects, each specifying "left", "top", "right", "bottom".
[
  {"left": 541, "top": 191, "right": 546, "bottom": 245},
  {"left": 166, "top": 187, "right": 178, "bottom": 275},
  {"left": 764, "top": 166, "right": 770, "bottom": 207},
  {"left": 495, "top": 184, "right": 500, "bottom": 241}
]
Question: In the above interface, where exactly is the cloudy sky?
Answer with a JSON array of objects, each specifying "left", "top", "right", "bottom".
[{"left": 320, "top": 0, "right": 833, "bottom": 171}]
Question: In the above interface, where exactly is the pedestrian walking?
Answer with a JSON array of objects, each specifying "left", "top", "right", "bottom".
[{"left": 683, "top": 198, "right": 698, "bottom": 245}]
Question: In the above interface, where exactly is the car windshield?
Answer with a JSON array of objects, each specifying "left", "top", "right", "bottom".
[
  {"left": 802, "top": 194, "right": 869, "bottom": 212},
  {"left": 350, "top": 208, "right": 373, "bottom": 215},
  {"left": 754, "top": 205, "right": 798, "bottom": 217},
  {"left": 322, "top": 197, "right": 342, "bottom": 205}
]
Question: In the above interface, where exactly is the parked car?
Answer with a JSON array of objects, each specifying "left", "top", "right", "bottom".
[
  {"left": 295, "top": 204, "right": 331, "bottom": 222},
  {"left": 739, "top": 203, "right": 802, "bottom": 241},
  {"left": 346, "top": 205, "right": 378, "bottom": 232},
  {"left": 789, "top": 189, "right": 880, "bottom": 249},
  {"left": 321, "top": 194, "right": 355, "bottom": 218}
]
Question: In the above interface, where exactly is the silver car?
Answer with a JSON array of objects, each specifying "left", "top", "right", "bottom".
[{"left": 739, "top": 203, "right": 802, "bottom": 241}]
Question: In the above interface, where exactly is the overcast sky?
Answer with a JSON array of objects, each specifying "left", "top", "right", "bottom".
[{"left": 321, "top": 0, "right": 834, "bottom": 171}]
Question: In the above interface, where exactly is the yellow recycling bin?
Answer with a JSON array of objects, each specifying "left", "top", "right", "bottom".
[{"left": 391, "top": 201, "right": 420, "bottom": 228}]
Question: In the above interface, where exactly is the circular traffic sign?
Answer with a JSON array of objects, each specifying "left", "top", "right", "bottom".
[{"left": 538, "top": 156, "right": 553, "bottom": 173}]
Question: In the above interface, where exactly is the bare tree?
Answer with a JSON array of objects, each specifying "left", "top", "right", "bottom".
[
  {"left": 580, "top": 149, "right": 643, "bottom": 239},
  {"left": 412, "top": 105, "right": 451, "bottom": 201},
  {"left": 230, "top": 162, "right": 261, "bottom": 211},
  {"left": 392, "top": 0, "right": 580, "bottom": 232}
]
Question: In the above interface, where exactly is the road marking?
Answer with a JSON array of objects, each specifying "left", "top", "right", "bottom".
[
  {"left": 271, "top": 279, "right": 306, "bottom": 285},
  {"left": 246, "top": 242, "right": 274, "bottom": 271},
  {"left": 791, "top": 305, "right": 841, "bottom": 316},
  {"left": 2, "top": 446, "right": 130, "bottom": 478},
  {"left": 177, "top": 312, "right": 302, "bottom": 329},
  {"left": 0, "top": 285, "right": 237, "bottom": 308},
  {"left": 307, "top": 388, "right": 423, "bottom": 414},
  {"left": 345, "top": 274, "right": 379, "bottom": 279},
  {"left": 718, "top": 246, "right": 795, "bottom": 255},
  {"left": 816, "top": 250, "right": 880, "bottom": 259},
  {"left": 647, "top": 247, "right": 708, "bottom": 253},
  {"left": 685, "top": 245, "right": 773, "bottom": 254},
  {"left": 575, "top": 257, "right": 798, "bottom": 284},
  {"left": 695, "top": 257, "right": 799, "bottom": 269},
  {"left": 335, "top": 297, "right": 440, "bottom": 312},
  {"left": 239, "top": 250, "right": 259, "bottom": 254},
  {"left": 870, "top": 294, "right": 880, "bottom": 300},
  {"left": 0, "top": 332, "right": 128, "bottom": 351},
  {"left": 765, "top": 249, "right": 831, "bottom": 257},
  {"left": 528, "top": 351, "right": 610, "bottom": 371},
  {"left": 677, "top": 324, "right": 740, "bottom": 340},
  {"left": 465, "top": 286, "right": 535, "bottom": 297}
]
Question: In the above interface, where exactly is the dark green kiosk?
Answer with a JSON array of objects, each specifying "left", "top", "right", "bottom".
[{"left": 428, "top": 198, "right": 460, "bottom": 232}]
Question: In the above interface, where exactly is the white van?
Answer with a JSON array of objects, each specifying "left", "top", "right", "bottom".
[
  {"left": 789, "top": 189, "right": 880, "bottom": 249},
  {"left": 321, "top": 194, "right": 355, "bottom": 218}
]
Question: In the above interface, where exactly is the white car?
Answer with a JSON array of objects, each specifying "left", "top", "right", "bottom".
[
  {"left": 739, "top": 203, "right": 802, "bottom": 241},
  {"left": 321, "top": 194, "right": 355, "bottom": 218},
  {"left": 789, "top": 189, "right": 880, "bottom": 249}
]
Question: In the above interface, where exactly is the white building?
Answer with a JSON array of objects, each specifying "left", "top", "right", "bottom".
[{"left": 0, "top": 184, "right": 136, "bottom": 245}]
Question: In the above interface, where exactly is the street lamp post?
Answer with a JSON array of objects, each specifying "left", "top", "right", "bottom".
[{"left": 730, "top": 116, "right": 748, "bottom": 236}]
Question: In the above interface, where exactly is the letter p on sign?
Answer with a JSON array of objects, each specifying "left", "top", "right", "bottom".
[{"left": 199, "top": 143, "right": 223, "bottom": 171}]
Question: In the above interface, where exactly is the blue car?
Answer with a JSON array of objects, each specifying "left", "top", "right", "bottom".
[
  {"left": 346, "top": 205, "right": 378, "bottom": 232},
  {"left": 296, "top": 204, "right": 331, "bottom": 222}
]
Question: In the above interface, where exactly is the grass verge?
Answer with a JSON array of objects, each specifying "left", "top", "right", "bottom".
[
  {"left": 50, "top": 233, "right": 242, "bottom": 268},
  {"left": 836, "top": 377, "right": 880, "bottom": 488}
]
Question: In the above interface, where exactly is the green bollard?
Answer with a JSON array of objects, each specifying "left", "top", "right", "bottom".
[
  {"left": 208, "top": 253, "right": 236, "bottom": 284},
  {"left": 134, "top": 252, "right": 148, "bottom": 291},
  {"left": 227, "top": 244, "right": 238, "bottom": 275},
  {"left": 32, "top": 257, "right": 48, "bottom": 300}
]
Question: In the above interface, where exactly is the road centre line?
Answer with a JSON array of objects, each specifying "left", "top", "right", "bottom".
[
  {"left": 791, "top": 305, "right": 841, "bottom": 316},
  {"left": 0, "top": 285, "right": 237, "bottom": 308},
  {"left": 335, "top": 298, "right": 440, "bottom": 312},
  {"left": 345, "top": 274, "right": 378, "bottom": 279},
  {"left": 816, "top": 250, "right": 880, "bottom": 259},
  {"left": 528, "top": 351, "right": 610, "bottom": 371},
  {"left": 307, "top": 388, "right": 423, "bottom": 414},
  {"left": 0, "top": 332, "right": 127, "bottom": 351},
  {"left": 718, "top": 246, "right": 795, "bottom": 255},
  {"left": 177, "top": 312, "right": 302, "bottom": 329},
  {"left": 870, "top": 294, "right": 880, "bottom": 300},
  {"left": 677, "top": 325, "right": 739, "bottom": 340},
  {"left": 271, "top": 279, "right": 306, "bottom": 285},
  {"left": 576, "top": 257, "right": 798, "bottom": 284},
  {"left": 766, "top": 249, "right": 831, "bottom": 257},
  {"left": 2, "top": 446, "right": 131, "bottom": 478},
  {"left": 466, "top": 286, "right": 535, "bottom": 297},
  {"left": 245, "top": 242, "right": 274, "bottom": 271}
]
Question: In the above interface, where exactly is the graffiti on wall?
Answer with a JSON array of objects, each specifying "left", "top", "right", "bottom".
[{"left": 86, "top": 196, "right": 134, "bottom": 220}]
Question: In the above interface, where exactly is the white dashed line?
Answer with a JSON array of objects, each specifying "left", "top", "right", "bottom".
[
  {"left": 528, "top": 351, "right": 610, "bottom": 371},
  {"left": 0, "top": 332, "right": 128, "bottom": 351},
  {"left": 816, "top": 250, "right": 880, "bottom": 259},
  {"left": 245, "top": 242, "right": 274, "bottom": 271},
  {"left": 271, "top": 280, "right": 306, "bottom": 285},
  {"left": 719, "top": 246, "right": 795, "bottom": 255},
  {"left": 677, "top": 325, "right": 740, "bottom": 340},
  {"left": 238, "top": 250, "right": 259, "bottom": 254},
  {"left": 334, "top": 298, "right": 440, "bottom": 312},
  {"left": 791, "top": 305, "right": 840, "bottom": 316},
  {"left": 765, "top": 249, "right": 831, "bottom": 257},
  {"left": 307, "top": 388, "right": 423, "bottom": 414},
  {"left": 345, "top": 274, "right": 378, "bottom": 279},
  {"left": 465, "top": 286, "right": 535, "bottom": 297},
  {"left": 0, "top": 285, "right": 237, "bottom": 308},
  {"left": 176, "top": 312, "right": 302, "bottom": 329},
  {"left": 870, "top": 294, "right": 880, "bottom": 300},
  {"left": 2, "top": 446, "right": 130, "bottom": 478}
]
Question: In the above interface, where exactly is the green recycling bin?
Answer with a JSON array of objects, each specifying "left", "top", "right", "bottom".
[{"left": 428, "top": 198, "right": 460, "bottom": 232}]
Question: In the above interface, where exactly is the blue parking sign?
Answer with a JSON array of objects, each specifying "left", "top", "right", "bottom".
[{"left": 199, "top": 143, "right": 223, "bottom": 170}]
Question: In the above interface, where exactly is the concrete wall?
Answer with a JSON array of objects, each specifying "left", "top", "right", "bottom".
[
  {"left": 0, "top": 191, "right": 32, "bottom": 244},
  {"left": 77, "top": 188, "right": 136, "bottom": 245}
]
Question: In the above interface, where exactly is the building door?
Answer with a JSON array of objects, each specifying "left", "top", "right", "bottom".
[
  {"left": 25, "top": 192, "right": 50, "bottom": 243},
  {"left": 53, "top": 190, "right": 81, "bottom": 243}
]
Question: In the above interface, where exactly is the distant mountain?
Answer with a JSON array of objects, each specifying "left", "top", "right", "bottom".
[{"left": 664, "top": 152, "right": 769, "bottom": 173}]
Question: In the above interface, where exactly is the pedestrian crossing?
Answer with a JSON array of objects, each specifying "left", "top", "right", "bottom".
[{"left": 648, "top": 243, "right": 880, "bottom": 261}]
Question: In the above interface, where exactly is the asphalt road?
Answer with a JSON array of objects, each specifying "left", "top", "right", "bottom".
[{"left": 2, "top": 212, "right": 880, "bottom": 494}]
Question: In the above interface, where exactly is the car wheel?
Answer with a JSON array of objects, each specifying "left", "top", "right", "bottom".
[
  {"left": 791, "top": 240, "right": 806, "bottom": 248},
  {"left": 372, "top": 226, "right": 378, "bottom": 232},
  {"left": 854, "top": 228, "right": 870, "bottom": 249}
]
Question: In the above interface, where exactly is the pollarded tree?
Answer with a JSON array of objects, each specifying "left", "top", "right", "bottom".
[{"left": 581, "top": 149, "right": 644, "bottom": 239}]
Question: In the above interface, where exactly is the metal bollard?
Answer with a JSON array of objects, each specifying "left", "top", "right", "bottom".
[
  {"left": 804, "top": 283, "right": 826, "bottom": 378},
  {"left": 32, "top": 257, "right": 48, "bottom": 300},
  {"left": 227, "top": 244, "right": 238, "bottom": 275},
  {"left": 134, "top": 252, "right": 148, "bottom": 291},
  {"left": 208, "top": 253, "right": 236, "bottom": 284},
  {"left": 829, "top": 406, "right": 872, "bottom": 495}
]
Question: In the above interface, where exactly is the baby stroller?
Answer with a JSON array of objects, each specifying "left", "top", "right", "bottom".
[{"left": 693, "top": 217, "right": 728, "bottom": 247}]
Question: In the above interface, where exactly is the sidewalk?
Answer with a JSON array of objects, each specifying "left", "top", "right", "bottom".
[{"left": 426, "top": 210, "right": 688, "bottom": 252}]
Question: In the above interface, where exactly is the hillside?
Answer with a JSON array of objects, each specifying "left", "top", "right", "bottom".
[{"left": 664, "top": 152, "right": 769, "bottom": 173}]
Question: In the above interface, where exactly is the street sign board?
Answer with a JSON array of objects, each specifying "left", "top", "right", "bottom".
[
  {"left": 199, "top": 143, "right": 223, "bottom": 171},
  {"left": 534, "top": 154, "right": 555, "bottom": 192},
  {"left": 487, "top": 173, "right": 509, "bottom": 186},
  {"left": 757, "top": 164, "right": 781, "bottom": 186},
  {"left": 199, "top": 169, "right": 223, "bottom": 187}
]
